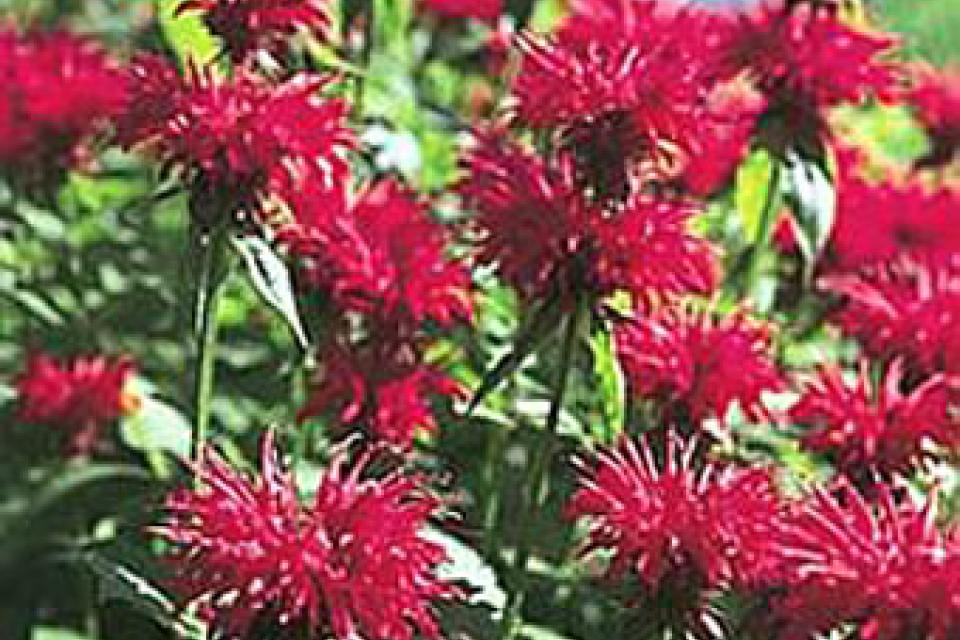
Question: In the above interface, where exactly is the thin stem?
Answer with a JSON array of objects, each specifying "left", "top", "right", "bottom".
[
  {"left": 501, "top": 300, "right": 584, "bottom": 639},
  {"left": 191, "top": 231, "right": 227, "bottom": 472}
]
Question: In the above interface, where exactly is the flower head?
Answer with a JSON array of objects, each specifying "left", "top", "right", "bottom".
[
  {"left": 459, "top": 133, "right": 716, "bottom": 305},
  {"left": 822, "top": 256, "right": 960, "bottom": 380},
  {"left": 791, "top": 360, "right": 958, "bottom": 481},
  {"left": 511, "top": 1, "right": 745, "bottom": 201},
  {"left": 421, "top": 0, "right": 502, "bottom": 22},
  {"left": 157, "top": 432, "right": 458, "bottom": 639},
  {"left": 909, "top": 65, "right": 960, "bottom": 168},
  {"left": 760, "top": 484, "right": 960, "bottom": 640},
  {"left": 289, "top": 179, "right": 472, "bottom": 329},
  {"left": 119, "top": 57, "right": 352, "bottom": 225},
  {"left": 828, "top": 175, "right": 960, "bottom": 272},
  {"left": 298, "top": 340, "right": 463, "bottom": 449},
  {"left": 177, "top": 0, "right": 332, "bottom": 63},
  {"left": 16, "top": 353, "right": 136, "bottom": 456},
  {"left": 568, "top": 434, "right": 781, "bottom": 597},
  {"left": 725, "top": 3, "right": 897, "bottom": 149},
  {"left": 614, "top": 308, "right": 783, "bottom": 427},
  {"left": 0, "top": 29, "right": 126, "bottom": 188}
]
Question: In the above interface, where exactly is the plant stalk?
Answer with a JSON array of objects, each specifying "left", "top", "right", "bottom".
[{"left": 501, "top": 300, "right": 584, "bottom": 639}]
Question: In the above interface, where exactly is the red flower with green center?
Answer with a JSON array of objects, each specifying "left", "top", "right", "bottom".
[
  {"left": 614, "top": 308, "right": 783, "bottom": 427},
  {"left": 759, "top": 484, "right": 960, "bottom": 640},
  {"left": 16, "top": 353, "right": 136, "bottom": 456},
  {"left": 118, "top": 56, "right": 352, "bottom": 224},
  {"left": 0, "top": 29, "right": 126, "bottom": 188},
  {"left": 157, "top": 432, "right": 459, "bottom": 639},
  {"left": 512, "top": 0, "right": 746, "bottom": 201},
  {"left": 288, "top": 179, "right": 472, "bottom": 330},
  {"left": 568, "top": 435, "right": 781, "bottom": 604},
  {"left": 459, "top": 133, "right": 716, "bottom": 305},
  {"left": 177, "top": 0, "right": 332, "bottom": 63},
  {"left": 298, "top": 339, "right": 463, "bottom": 449},
  {"left": 822, "top": 256, "right": 960, "bottom": 380},
  {"left": 791, "top": 360, "right": 958, "bottom": 481}
]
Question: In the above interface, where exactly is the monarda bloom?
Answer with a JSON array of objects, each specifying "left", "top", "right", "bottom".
[
  {"left": 759, "top": 484, "right": 960, "bottom": 640},
  {"left": 511, "top": 0, "right": 746, "bottom": 201},
  {"left": 459, "top": 134, "right": 716, "bottom": 305},
  {"left": 288, "top": 179, "right": 472, "bottom": 330},
  {"left": 614, "top": 309, "right": 783, "bottom": 428},
  {"left": 725, "top": 2, "right": 896, "bottom": 153},
  {"left": 177, "top": 0, "right": 332, "bottom": 63},
  {"left": 298, "top": 340, "right": 463, "bottom": 449},
  {"left": 118, "top": 57, "right": 352, "bottom": 227},
  {"left": 420, "top": 0, "right": 502, "bottom": 22},
  {"left": 15, "top": 353, "right": 137, "bottom": 456},
  {"left": 909, "top": 65, "right": 960, "bottom": 169},
  {"left": 791, "top": 360, "right": 958, "bottom": 482},
  {"left": 822, "top": 256, "right": 960, "bottom": 380},
  {"left": 157, "top": 432, "right": 458, "bottom": 640},
  {"left": 0, "top": 29, "right": 126, "bottom": 192},
  {"left": 568, "top": 435, "right": 781, "bottom": 620},
  {"left": 828, "top": 174, "right": 960, "bottom": 272}
]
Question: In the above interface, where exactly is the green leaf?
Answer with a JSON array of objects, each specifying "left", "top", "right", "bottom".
[
  {"left": 589, "top": 328, "right": 626, "bottom": 443},
  {"left": 120, "top": 395, "right": 192, "bottom": 458},
  {"left": 783, "top": 150, "right": 836, "bottom": 279},
  {"left": 231, "top": 233, "right": 310, "bottom": 350},
  {"left": 30, "top": 627, "right": 93, "bottom": 640},
  {"left": 735, "top": 149, "right": 777, "bottom": 244},
  {"left": 425, "top": 528, "right": 507, "bottom": 612},
  {"left": 157, "top": 0, "right": 220, "bottom": 66}
]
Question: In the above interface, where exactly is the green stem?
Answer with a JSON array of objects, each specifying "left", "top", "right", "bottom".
[
  {"left": 501, "top": 301, "right": 584, "bottom": 639},
  {"left": 191, "top": 232, "right": 227, "bottom": 472}
]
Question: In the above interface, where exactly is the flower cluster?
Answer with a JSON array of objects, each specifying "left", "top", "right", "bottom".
[
  {"left": 822, "top": 256, "right": 960, "bottom": 380},
  {"left": 459, "top": 134, "right": 716, "bottom": 305},
  {"left": 614, "top": 308, "right": 783, "bottom": 428},
  {"left": 827, "top": 174, "right": 960, "bottom": 272},
  {"left": 909, "top": 65, "right": 960, "bottom": 168},
  {"left": 119, "top": 57, "right": 352, "bottom": 226},
  {"left": 757, "top": 485, "right": 960, "bottom": 640},
  {"left": 791, "top": 360, "right": 958, "bottom": 482},
  {"left": 568, "top": 435, "right": 781, "bottom": 617},
  {"left": 177, "top": 0, "right": 332, "bottom": 63},
  {"left": 511, "top": 1, "right": 751, "bottom": 201},
  {"left": 725, "top": 1, "right": 897, "bottom": 151},
  {"left": 0, "top": 29, "right": 126, "bottom": 191},
  {"left": 16, "top": 353, "right": 137, "bottom": 456},
  {"left": 157, "top": 432, "right": 457, "bottom": 640}
]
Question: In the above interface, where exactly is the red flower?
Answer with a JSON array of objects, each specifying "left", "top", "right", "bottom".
[
  {"left": 791, "top": 360, "right": 958, "bottom": 481},
  {"left": 177, "top": 0, "right": 332, "bottom": 63},
  {"left": 725, "top": 3, "right": 896, "bottom": 148},
  {"left": 822, "top": 257, "right": 960, "bottom": 380},
  {"left": 909, "top": 65, "right": 960, "bottom": 168},
  {"left": 298, "top": 340, "right": 463, "bottom": 449},
  {"left": 761, "top": 484, "right": 960, "bottom": 640},
  {"left": 0, "top": 29, "right": 125, "bottom": 185},
  {"left": 119, "top": 57, "right": 352, "bottom": 223},
  {"left": 828, "top": 175, "right": 960, "bottom": 272},
  {"left": 289, "top": 179, "right": 472, "bottom": 329},
  {"left": 512, "top": 1, "right": 745, "bottom": 200},
  {"left": 16, "top": 353, "right": 136, "bottom": 456},
  {"left": 614, "top": 308, "right": 783, "bottom": 427},
  {"left": 157, "top": 432, "right": 458, "bottom": 639},
  {"left": 459, "top": 134, "right": 716, "bottom": 304},
  {"left": 568, "top": 435, "right": 781, "bottom": 595},
  {"left": 421, "top": 0, "right": 502, "bottom": 22}
]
